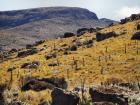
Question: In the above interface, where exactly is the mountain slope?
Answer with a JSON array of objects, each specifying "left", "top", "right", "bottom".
[
  {"left": 0, "top": 7, "right": 116, "bottom": 49},
  {"left": 0, "top": 7, "right": 99, "bottom": 29},
  {"left": 0, "top": 16, "right": 140, "bottom": 105}
]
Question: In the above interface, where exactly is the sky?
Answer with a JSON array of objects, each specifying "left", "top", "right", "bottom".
[{"left": 0, "top": 0, "right": 140, "bottom": 20}]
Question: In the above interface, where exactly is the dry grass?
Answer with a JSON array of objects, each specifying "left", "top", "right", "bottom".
[{"left": 0, "top": 20, "right": 140, "bottom": 104}]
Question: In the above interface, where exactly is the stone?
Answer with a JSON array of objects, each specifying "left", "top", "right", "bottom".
[
  {"left": 89, "top": 88, "right": 128, "bottom": 105},
  {"left": 96, "top": 32, "right": 117, "bottom": 41},
  {"left": 69, "top": 45, "right": 77, "bottom": 51},
  {"left": 21, "top": 77, "right": 68, "bottom": 91},
  {"left": 21, "top": 61, "right": 40, "bottom": 69},
  {"left": 17, "top": 48, "right": 38, "bottom": 57},
  {"left": 51, "top": 88, "right": 79, "bottom": 105},
  {"left": 131, "top": 32, "right": 140, "bottom": 40},
  {"left": 63, "top": 32, "right": 75, "bottom": 38},
  {"left": 45, "top": 53, "right": 56, "bottom": 60}
]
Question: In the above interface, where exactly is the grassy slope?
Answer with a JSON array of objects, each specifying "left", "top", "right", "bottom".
[{"left": 0, "top": 20, "right": 140, "bottom": 104}]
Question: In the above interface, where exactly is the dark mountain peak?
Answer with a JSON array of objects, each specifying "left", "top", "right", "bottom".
[
  {"left": 0, "top": 7, "right": 115, "bottom": 49},
  {"left": 0, "top": 7, "right": 98, "bottom": 29}
]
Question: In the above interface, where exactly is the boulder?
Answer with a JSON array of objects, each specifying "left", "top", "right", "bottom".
[
  {"left": 137, "top": 24, "right": 140, "bottom": 30},
  {"left": 51, "top": 88, "right": 79, "bottom": 105},
  {"left": 63, "top": 32, "right": 75, "bottom": 38},
  {"left": 45, "top": 53, "right": 56, "bottom": 60},
  {"left": 21, "top": 79, "right": 55, "bottom": 91},
  {"left": 21, "top": 61, "right": 40, "bottom": 69},
  {"left": 83, "top": 39, "right": 93, "bottom": 45},
  {"left": 120, "top": 18, "right": 129, "bottom": 24},
  {"left": 77, "top": 28, "right": 89, "bottom": 36},
  {"left": 96, "top": 32, "right": 117, "bottom": 41},
  {"left": 77, "top": 28, "right": 96, "bottom": 36},
  {"left": 21, "top": 77, "right": 67, "bottom": 91},
  {"left": 40, "top": 77, "right": 68, "bottom": 89},
  {"left": 17, "top": 48, "right": 38, "bottom": 57},
  {"left": 120, "top": 14, "right": 140, "bottom": 24},
  {"left": 89, "top": 88, "right": 128, "bottom": 105},
  {"left": 131, "top": 14, "right": 140, "bottom": 20},
  {"left": 83, "top": 39, "right": 94, "bottom": 48},
  {"left": 69, "top": 45, "right": 77, "bottom": 51},
  {"left": 131, "top": 32, "right": 140, "bottom": 40}
]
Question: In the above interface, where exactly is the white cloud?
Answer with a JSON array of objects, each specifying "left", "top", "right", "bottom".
[{"left": 116, "top": 6, "right": 140, "bottom": 19}]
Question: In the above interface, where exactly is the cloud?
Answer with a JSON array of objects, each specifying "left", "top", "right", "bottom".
[{"left": 116, "top": 6, "right": 140, "bottom": 19}]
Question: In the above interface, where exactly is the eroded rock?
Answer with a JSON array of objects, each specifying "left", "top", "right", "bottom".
[
  {"left": 131, "top": 32, "right": 140, "bottom": 40},
  {"left": 89, "top": 88, "right": 128, "bottom": 105},
  {"left": 96, "top": 32, "right": 118, "bottom": 41},
  {"left": 17, "top": 48, "right": 38, "bottom": 57},
  {"left": 45, "top": 53, "right": 56, "bottom": 60},
  {"left": 63, "top": 32, "right": 75, "bottom": 38},
  {"left": 51, "top": 88, "right": 79, "bottom": 105},
  {"left": 21, "top": 61, "right": 40, "bottom": 69},
  {"left": 21, "top": 77, "right": 67, "bottom": 91}
]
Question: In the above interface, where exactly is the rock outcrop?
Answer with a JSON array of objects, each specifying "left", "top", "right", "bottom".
[
  {"left": 63, "top": 32, "right": 75, "bottom": 38},
  {"left": 45, "top": 53, "right": 57, "bottom": 60},
  {"left": 21, "top": 61, "right": 40, "bottom": 69},
  {"left": 89, "top": 88, "right": 128, "bottom": 105},
  {"left": 137, "top": 24, "right": 140, "bottom": 30},
  {"left": 96, "top": 32, "right": 117, "bottom": 41},
  {"left": 131, "top": 32, "right": 140, "bottom": 40},
  {"left": 51, "top": 88, "right": 79, "bottom": 105},
  {"left": 69, "top": 45, "right": 77, "bottom": 51},
  {"left": 120, "top": 13, "right": 140, "bottom": 24},
  {"left": 21, "top": 77, "right": 67, "bottom": 91},
  {"left": 77, "top": 28, "right": 96, "bottom": 36},
  {"left": 17, "top": 48, "right": 38, "bottom": 57}
]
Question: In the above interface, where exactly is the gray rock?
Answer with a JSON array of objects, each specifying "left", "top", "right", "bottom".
[
  {"left": 89, "top": 88, "right": 128, "bottom": 105},
  {"left": 21, "top": 61, "right": 40, "bottom": 69},
  {"left": 51, "top": 88, "right": 79, "bottom": 105}
]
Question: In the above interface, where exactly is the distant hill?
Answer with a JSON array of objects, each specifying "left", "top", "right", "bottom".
[
  {"left": 0, "top": 7, "right": 116, "bottom": 49},
  {"left": 100, "top": 18, "right": 118, "bottom": 25}
]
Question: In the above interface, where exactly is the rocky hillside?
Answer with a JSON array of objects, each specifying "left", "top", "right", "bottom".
[
  {"left": 0, "top": 7, "right": 116, "bottom": 50},
  {"left": 0, "top": 14, "right": 139, "bottom": 105},
  {"left": 0, "top": 7, "right": 99, "bottom": 29}
]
